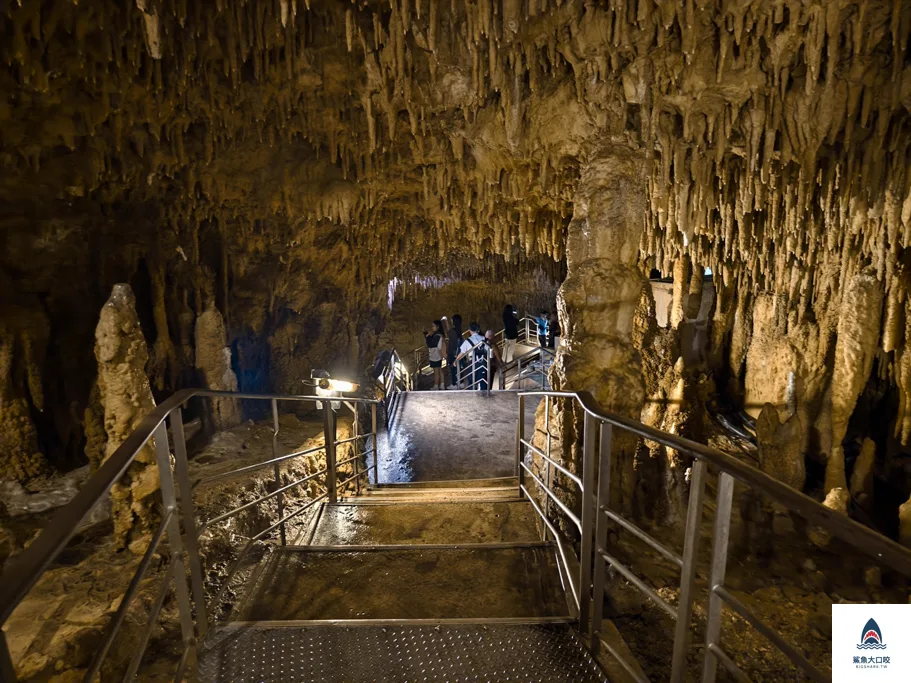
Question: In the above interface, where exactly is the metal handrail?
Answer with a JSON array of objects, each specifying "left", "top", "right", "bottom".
[
  {"left": 413, "top": 316, "right": 539, "bottom": 376},
  {"left": 378, "top": 348, "right": 410, "bottom": 425},
  {"left": 516, "top": 389, "right": 911, "bottom": 683},
  {"left": 0, "top": 388, "right": 382, "bottom": 681},
  {"left": 520, "top": 389, "right": 911, "bottom": 573}
]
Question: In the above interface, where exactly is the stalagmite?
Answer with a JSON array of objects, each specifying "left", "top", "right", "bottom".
[
  {"left": 93, "top": 284, "right": 160, "bottom": 550},
  {"left": 756, "top": 402, "right": 806, "bottom": 492},
  {"left": 545, "top": 144, "right": 647, "bottom": 512},
  {"left": 825, "top": 272, "right": 883, "bottom": 497},
  {"left": 0, "top": 309, "right": 49, "bottom": 481},
  {"left": 849, "top": 438, "right": 877, "bottom": 504},
  {"left": 195, "top": 303, "right": 242, "bottom": 430},
  {"left": 669, "top": 257, "right": 690, "bottom": 329},
  {"left": 744, "top": 294, "right": 801, "bottom": 420},
  {"left": 684, "top": 264, "right": 704, "bottom": 320}
]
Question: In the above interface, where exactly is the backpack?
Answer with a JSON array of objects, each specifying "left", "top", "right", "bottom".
[{"left": 426, "top": 333, "right": 443, "bottom": 362}]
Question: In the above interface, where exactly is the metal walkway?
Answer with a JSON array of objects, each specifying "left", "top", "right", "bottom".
[
  {"left": 199, "top": 623, "right": 607, "bottom": 683},
  {"left": 3, "top": 375, "right": 911, "bottom": 681}
]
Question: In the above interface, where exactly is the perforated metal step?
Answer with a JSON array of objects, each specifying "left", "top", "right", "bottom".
[{"left": 198, "top": 623, "right": 608, "bottom": 682}]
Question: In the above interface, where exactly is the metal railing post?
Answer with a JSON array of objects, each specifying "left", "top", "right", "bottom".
[
  {"left": 579, "top": 411, "right": 598, "bottom": 638},
  {"left": 517, "top": 394, "right": 525, "bottom": 490},
  {"left": 671, "top": 458, "right": 707, "bottom": 682},
  {"left": 354, "top": 406, "right": 362, "bottom": 495},
  {"left": 702, "top": 471, "right": 735, "bottom": 683},
  {"left": 151, "top": 422, "right": 196, "bottom": 660},
  {"left": 487, "top": 347, "right": 493, "bottom": 396},
  {"left": 271, "top": 399, "right": 287, "bottom": 546},
  {"left": 324, "top": 402, "right": 338, "bottom": 503},
  {"left": 590, "top": 422, "right": 613, "bottom": 654},
  {"left": 169, "top": 406, "right": 209, "bottom": 638},
  {"left": 543, "top": 395, "right": 552, "bottom": 541},
  {"left": 371, "top": 402, "right": 379, "bottom": 485}
]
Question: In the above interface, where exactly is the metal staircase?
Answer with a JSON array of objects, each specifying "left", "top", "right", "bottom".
[
  {"left": 198, "top": 478, "right": 606, "bottom": 682},
  {"left": 2, "top": 367, "right": 911, "bottom": 681}
]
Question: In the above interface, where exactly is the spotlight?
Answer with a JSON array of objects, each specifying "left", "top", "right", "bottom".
[
  {"left": 309, "top": 370, "right": 359, "bottom": 410},
  {"left": 310, "top": 370, "right": 359, "bottom": 393}
]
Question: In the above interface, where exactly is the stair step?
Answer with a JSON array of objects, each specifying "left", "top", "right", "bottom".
[
  {"left": 355, "top": 485, "right": 521, "bottom": 503},
  {"left": 309, "top": 500, "right": 539, "bottom": 546},
  {"left": 199, "top": 623, "right": 607, "bottom": 682},
  {"left": 233, "top": 545, "right": 570, "bottom": 622},
  {"left": 369, "top": 475, "right": 518, "bottom": 489}
]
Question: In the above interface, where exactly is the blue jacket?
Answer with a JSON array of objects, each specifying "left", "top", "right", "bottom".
[{"left": 536, "top": 316, "right": 548, "bottom": 336}]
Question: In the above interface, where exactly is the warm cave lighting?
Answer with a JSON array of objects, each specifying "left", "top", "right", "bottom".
[
  {"left": 310, "top": 369, "right": 359, "bottom": 393},
  {"left": 320, "top": 378, "right": 358, "bottom": 393},
  {"left": 310, "top": 370, "right": 358, "bottom": 410}
]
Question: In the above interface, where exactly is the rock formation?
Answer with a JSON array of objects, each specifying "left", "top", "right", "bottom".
[
  {"left": 195, "top": 303, "right": 242, "bottom": 430},
  {"left": 0, "top": 307, "right": 49, "bottom": 480},
  {"left": 93, "top": 284, "right": 159, "bottom": 549},
  {"left": 825, "top": 272, "right": 884, "bottom": 506},
  {"left": 545, "top": 143, "right": 647, "bottom": 513}
]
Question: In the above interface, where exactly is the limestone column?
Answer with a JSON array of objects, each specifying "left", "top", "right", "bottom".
[
  {"left": 94, "top": 284, "right": 160, "bottom": 549},
  {"left": 824, "top": 271, "right": 882, "bottom": 508},
  {"left": 195, "top": 303, "right": 242, "bottom": 430},
  {"left": 536, "top": 143, "right": 647, "bottom": 514}
]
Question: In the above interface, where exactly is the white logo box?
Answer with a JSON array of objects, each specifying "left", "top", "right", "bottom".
[{"left": 832, "top": 604, "right": 911, "bottom": 682}]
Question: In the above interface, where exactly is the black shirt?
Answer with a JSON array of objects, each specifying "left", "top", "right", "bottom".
[{"left": 503, "top": 311, "right": 518, "bottom": 339}]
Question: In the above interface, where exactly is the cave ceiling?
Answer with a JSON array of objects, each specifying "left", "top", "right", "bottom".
[{"left": 1, "top": 0, "right": 905, "bottom": 297}]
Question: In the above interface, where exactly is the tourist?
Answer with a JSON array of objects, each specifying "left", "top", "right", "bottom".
[
  {"left": 502, "top": 304, "right": 518, "bottom": 362},
  {"left": 548, "top": 311, "right": 561, "bottom": 349},
  {"left": 460, "top": 322, "right": 488, "bottom": 390},
  {"left": 486, "top": 329, "right": 504, "bottom": 389},
  {"left": 446, "top": 314, "right": 463, "bottom": 388},
  {"left": 424, "top": 320, "right": 446, "bottom": 389},
  {"left": 536, "top": 310, "right": 549, "bottom": 347}
]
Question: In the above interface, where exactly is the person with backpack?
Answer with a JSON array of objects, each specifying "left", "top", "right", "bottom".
[
  {"left": 424, "top": 320, "right": 446, "bottom": 390},
  {"left": 446, "top": 314, "right": 463, "bottom": 388},
  {"left": 460, "top": 322, "right": 488, "bottom": 390},
  {"left": 502, "top": 304, "right": 519, "bottom": 362},
  {"left": 536, "top": 310, "right": 549, "bottom": 347}
]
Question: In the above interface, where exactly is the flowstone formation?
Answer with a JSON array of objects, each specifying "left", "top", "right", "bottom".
[
  {"left": 94, "top": 284, "right": 160, "bottom": 549},
  {"left": 1, "top": 0, "right": 910, "bottom": 539}
]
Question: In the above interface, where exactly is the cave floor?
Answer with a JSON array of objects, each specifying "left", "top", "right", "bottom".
[{"left": 375, "top": 391, "right": 539, "bottom": 482}]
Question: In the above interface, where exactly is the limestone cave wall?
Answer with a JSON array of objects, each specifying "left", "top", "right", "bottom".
[{"left": 2, "top": 0, "right": 911, "bottom": 538}]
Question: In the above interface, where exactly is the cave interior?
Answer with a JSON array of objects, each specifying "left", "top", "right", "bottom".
[{"left": 2, "top": 0, "right": 911, "bottom": 679}]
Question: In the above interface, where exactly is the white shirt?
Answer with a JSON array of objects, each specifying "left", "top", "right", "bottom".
[{"left": 460, "top": 333, "right": 486, "bottom": 355}]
